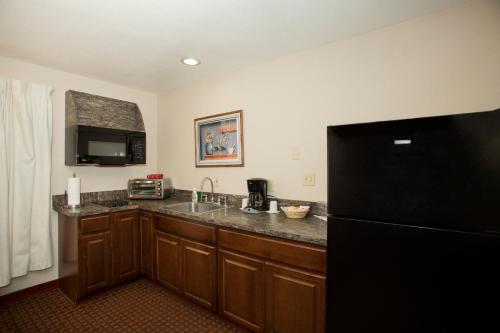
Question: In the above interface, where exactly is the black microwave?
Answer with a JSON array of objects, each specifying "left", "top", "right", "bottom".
[{"left": 65, "top": 125, "right": 146, "bottom": 166}]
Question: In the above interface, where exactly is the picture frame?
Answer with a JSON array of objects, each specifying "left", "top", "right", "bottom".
[{"left": 194, "top": 110, "right": 244, "bottom": 167}]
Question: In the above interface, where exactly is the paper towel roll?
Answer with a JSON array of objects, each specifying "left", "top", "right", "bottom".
[{"left": 67, "top": 176, "right": 81, "bottom": 207}]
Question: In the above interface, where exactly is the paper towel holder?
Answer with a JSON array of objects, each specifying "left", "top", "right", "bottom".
[{"left": 64, "top": 173, "right": 81, "bottom": 210}]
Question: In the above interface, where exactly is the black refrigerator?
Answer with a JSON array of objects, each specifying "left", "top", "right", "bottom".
[{"left": 327, "top": 109, "right": 500, "bottom": 333}]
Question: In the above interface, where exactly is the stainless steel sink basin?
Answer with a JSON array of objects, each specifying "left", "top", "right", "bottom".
[{"left": 164, "top": 202, "right": 226, "bottom": 213}]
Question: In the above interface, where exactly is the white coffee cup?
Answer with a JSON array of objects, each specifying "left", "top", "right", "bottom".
[
  {"left": 241, "top": 198, "right": 249, "bottom": 209},
  {"left": 269, "top": 200, "right": 278, "bottom": 213}
]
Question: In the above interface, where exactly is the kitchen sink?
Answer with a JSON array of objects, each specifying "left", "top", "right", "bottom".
[{"left": 164, "top": 202, "right": 227, "bottom": 213}]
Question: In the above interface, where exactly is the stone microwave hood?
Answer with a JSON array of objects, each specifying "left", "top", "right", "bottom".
[{"left": 65, "top": 90, "right": 146, "bottom": 166}]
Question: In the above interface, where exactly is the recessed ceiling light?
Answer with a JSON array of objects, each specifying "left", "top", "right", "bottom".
[{"left": 181, "top": 58, "right": 201, "bottom": 66}]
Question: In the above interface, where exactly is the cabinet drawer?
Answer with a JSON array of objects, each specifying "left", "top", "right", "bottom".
[
  {"left": 155, "top": 214, "right": 216, "bottom": 245},
  {"left": 80, "top": 214, "right": 110, "bottom": 234},
  {"left": 218, "top": 229, "right": 326, "bottom": 274}
]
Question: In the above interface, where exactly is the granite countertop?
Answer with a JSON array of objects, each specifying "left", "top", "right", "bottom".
[{"left": 54, "top": 198, "right": 327, "bottom": 246}]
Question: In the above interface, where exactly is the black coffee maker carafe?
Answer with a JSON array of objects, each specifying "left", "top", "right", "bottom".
[{"left": 247, "top": 178, "right": 268, "bottom": 211}]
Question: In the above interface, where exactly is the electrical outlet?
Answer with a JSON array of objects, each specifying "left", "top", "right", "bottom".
[
  {"left": 303, "top": 173, "right": 316, "bottom": 186},
  {"left": 214, "top": 177, "right": 220, "bottom": 187},
  {"left": 291, "top": 146, "right": 301, "bottom": 160}
]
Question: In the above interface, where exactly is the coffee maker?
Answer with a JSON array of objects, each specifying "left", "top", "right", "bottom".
[{"left": 247, "top": 178, "right": 268, "bottom": 211}]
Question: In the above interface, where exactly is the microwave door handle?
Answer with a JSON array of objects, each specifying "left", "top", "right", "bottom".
[{"left": 127, "top": 137, "right": 134, "bottom": 162}]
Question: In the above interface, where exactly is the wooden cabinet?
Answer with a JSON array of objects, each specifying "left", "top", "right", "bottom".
[
  {"left": 155, "top": 231, "right": 217, "bottom": 307},
  {"left": 140, "top": 211, "right": 154, "bottom": 279},
  {"left": 218, "top": 228, "right": 326, "bottom": 274},
  {"left": 265, "top": 263, "right": 326, "bottom": 333},
  {"left": 218, "top": 249, "right": 265, "bottom": 332},
  {"left": 112, "top": 211, "right": 140, "bottom": 283},
  {"left": 59, "top": 207, "right": 327, "bottom": 333},
  {"left": 80, "top": 231, "right": 112, "bottom": 295},
  {"left": 80, "top": 214, "right": 110, "bottom": 234},
  {"left": 156, "top": 231, "right": 182, "bottom": 292},
  {"left": 154, "top": 214, "right": 217, "bottom": 310},
  {"left": 59, "top": 211, "right": 141, "bottom": 302},
  {"left": 182, "top": 239, "right": 217, "bottom": 310},
  {"left": 156, "top": 214, "right": 216, "bottom": 244},
  {"left": 218, "top": 229, "right": 326, "bottom": 333}
]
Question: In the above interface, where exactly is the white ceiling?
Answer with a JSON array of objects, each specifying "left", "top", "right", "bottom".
[{"left": 0, "top": 0, "right": 467, "bottom": 92}]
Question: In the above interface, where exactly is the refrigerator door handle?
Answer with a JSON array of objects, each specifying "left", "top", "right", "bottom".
[{"left": 484, "top": 230, "right": 500, "bottom": 235}]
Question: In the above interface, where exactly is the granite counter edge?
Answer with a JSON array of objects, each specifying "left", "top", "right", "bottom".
[{"left": 53, "top": 203, "right": 327, "bottom": 246}]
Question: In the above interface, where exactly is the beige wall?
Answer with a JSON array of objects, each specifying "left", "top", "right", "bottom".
[
  {"left": 0, "top": 56, "right": 158, "bottom": 295},
  {"left": 1, "top": 0, "right": 499, "bottom": 295},
  {"left": 157, "top": 0, "right": 500, "bottom": 202}
]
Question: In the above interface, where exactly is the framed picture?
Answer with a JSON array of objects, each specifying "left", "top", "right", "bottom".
[{"left": 194, "top": 110, "right": 244, "bottom": 167}]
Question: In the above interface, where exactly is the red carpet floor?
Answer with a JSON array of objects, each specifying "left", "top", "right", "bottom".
[{"left": 0, "top": 278, "right": 248, "bottom": 332}]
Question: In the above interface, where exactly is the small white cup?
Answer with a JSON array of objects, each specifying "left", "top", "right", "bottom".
[
  {"left": 269, "top": 200, "right": 278, "bottom": 213},
  {"left": 241, "top": 198, "right": 249, "bottom": 209}
]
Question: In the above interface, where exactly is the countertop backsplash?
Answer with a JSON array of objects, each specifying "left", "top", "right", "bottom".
[
  {"left": 172, "top": 189, "right": 327, "bottom": 216},
  {"left": 53, "top": 189, "right": 129, "bottom": 207}
]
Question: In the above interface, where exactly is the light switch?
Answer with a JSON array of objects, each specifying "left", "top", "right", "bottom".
[
  {"left": 291, "top": 146, "right": 301, "bottom": 160},
  {"left": 303, "top": 173, "right": 316, "bottom": 186}
]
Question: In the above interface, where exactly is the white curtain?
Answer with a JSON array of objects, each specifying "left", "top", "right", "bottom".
[{"left": 0, "top": 77, "right": 54, "bottom": 287}]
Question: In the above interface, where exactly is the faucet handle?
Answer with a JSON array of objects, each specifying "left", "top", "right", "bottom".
[{"left": 216, "top": 195, "right": 227, "bottom": 206}]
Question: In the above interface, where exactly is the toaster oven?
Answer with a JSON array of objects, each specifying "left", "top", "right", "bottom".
[{"left": 127, "top": 178, "right": 165, "bottom": 199}]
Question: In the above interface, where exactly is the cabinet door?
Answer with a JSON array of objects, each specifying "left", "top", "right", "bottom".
[
  {"left": 140, "top": 211, "right": 154, "bottom": 279},
  {"left": 80, "top": 231, "right": 112, "bottom": 295},
  {"left": 265, "top": 262, "right": 326, "bottom": 333},
  {"left": 218, "top": 249, "right": 265, "bottom": 332},
  {"left": 112, "top": 211, "right": 140, "bottom": 283},
  {"left": 156, "top": 231, "right": 182, "bottom": 293},
  {"left": 182, "top": 239, "right": 216, "bottom": 310}
]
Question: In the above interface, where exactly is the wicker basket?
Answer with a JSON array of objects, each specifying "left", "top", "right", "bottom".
[{"left": 281, "top": 206, "right": 310, "bottom": 219}]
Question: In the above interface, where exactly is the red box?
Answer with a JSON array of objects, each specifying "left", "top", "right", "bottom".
[{"left": 147, "top": 173, "right": 164, "bottom": 179}]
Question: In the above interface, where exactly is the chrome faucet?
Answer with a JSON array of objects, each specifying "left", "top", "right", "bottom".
[{"left": 200, "top": 177, "right": 214, "bottom": 203}]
